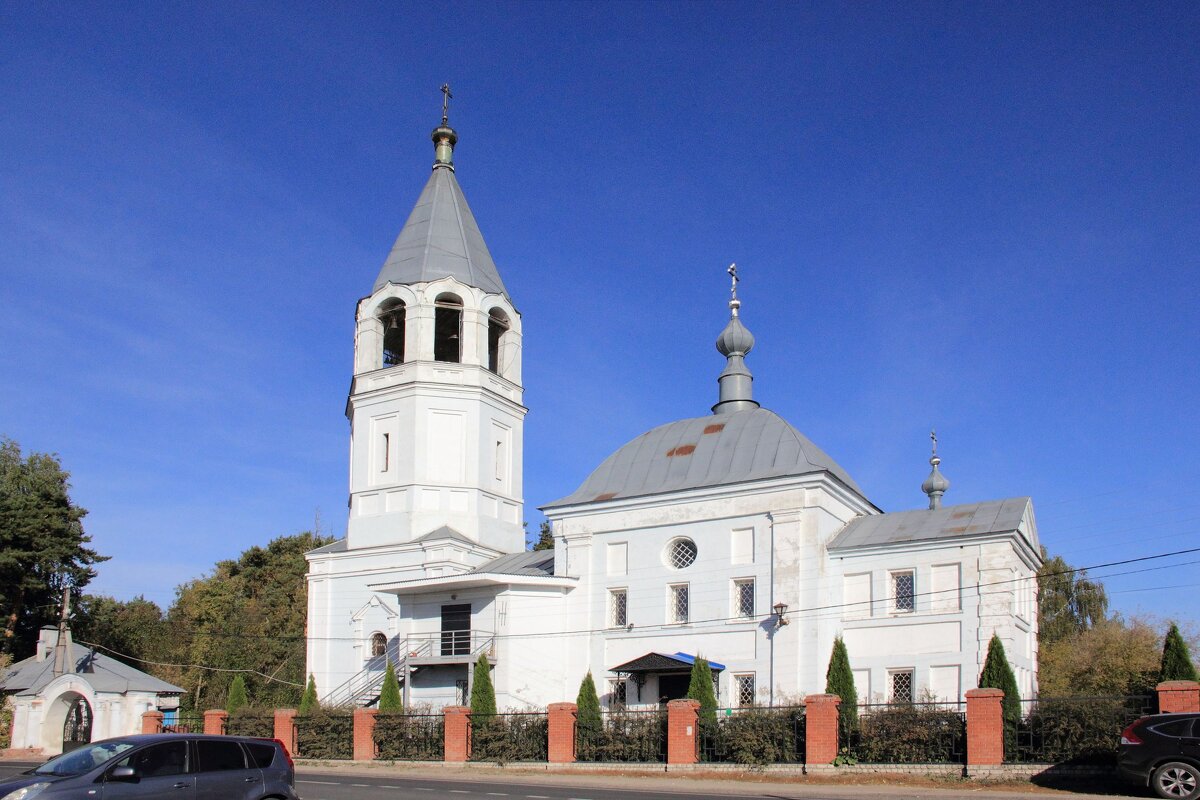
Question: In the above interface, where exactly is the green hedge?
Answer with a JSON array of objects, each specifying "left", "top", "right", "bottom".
[
  {"left": 470, "top": 713, "right": 548, "bottom": 763},
  {"left": 844, "top": 705, "right": 965, "bottom": 764},
  {"left": 224, "top": 709, "right": 275, "bottom": 739},
  {"left": 374, "top": 713, "right": 444, "bottom": 761},
  {"left": 577, "top": 710, "right": 666, "bottom": 763},
  {"left": 700, "top": 707, "right": 805, "bottom": 765},
  {"left": 294, "top": 711, "right": 353, "bottom": 759}
]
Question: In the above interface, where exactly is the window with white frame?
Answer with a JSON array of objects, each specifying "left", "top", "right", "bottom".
[
  {"left": 889, "top": 669, "right": 915, "bottom": 703},
  {"left": 609, "top": 588, "right": 628, "bottom": 628},
  {"left": 733, "top": 578, "right": 755, "bottom": 619},
  {"left": 608, "top": 678, "right": 627, "bottom": 709},
  {"left": 734, "top": 673, "right": 756, "bottom": 707},
  {"left": 668, "top": 583, "right": 689, "bottom": 624},
  {"left": 666, "top": 538, "right": 698, "bottom": 570},
  {"left": 891, "top": 570, "right": 915, "bottom": 613}
]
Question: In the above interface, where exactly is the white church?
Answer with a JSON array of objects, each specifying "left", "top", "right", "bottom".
[{"left": 305, "top": 102, "right": 1042, "bottom": 712}]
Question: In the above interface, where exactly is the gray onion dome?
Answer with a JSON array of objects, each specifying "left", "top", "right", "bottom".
[{"left": 716, "top": 304, "right": 755, "bottom": 357}]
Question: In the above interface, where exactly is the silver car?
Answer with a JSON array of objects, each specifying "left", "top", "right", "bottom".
[{"left": 0, "top": 733, "right": 299, "bottom": 799}]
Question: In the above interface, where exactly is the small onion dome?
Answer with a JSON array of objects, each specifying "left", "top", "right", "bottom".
[
  {"left": 716, "top": 312, "right": 755, "bottom": 357},
  {"left": 431, "top": 124, "right": 458, "bottom": 167},
  {"left": 922, "top": 455, "right": 950, "bottom": 509}
]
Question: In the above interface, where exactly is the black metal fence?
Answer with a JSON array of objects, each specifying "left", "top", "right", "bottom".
[
  {"left": 374, "top": 713, "right": 444, "bottom": 761},
  {"left": 294, "top": 712, "right": 354, "bottom": 759},
  {"left": 224, "top": 710, "right": 275, "bottom": 738},
  {"left": 699, "top": 707, "right": 806, "bottom": 765},
  {"left": 1005, "top": 695, "right": 1154, "bottom": 764},
  {"left": 840, "top": 702, "right": 966, "bottom": 764},
  {"left": 162, "top": 713, "right": 205, "bottom": 734},
  {"left": 576, "top": 709, "right": 667, "bottom": 763},
  {"left": 470, "top": 712, "right": 549, "bottom": 762}
]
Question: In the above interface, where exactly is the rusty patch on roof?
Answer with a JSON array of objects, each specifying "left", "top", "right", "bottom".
[
  {"left": 951, "top": 511, "right": 972, "bottom": 519},
  {"left": 703, "top": 423, "right": 725, "bottom": 434},
  {"left": 594, "top": 492, "right": 617, "bottom": 501},
  {"left": 946, "top": 526, "right": 968, "bottom": 533},
  {"left": 666, "top": 444, "right": 696, "bottom": 457}
]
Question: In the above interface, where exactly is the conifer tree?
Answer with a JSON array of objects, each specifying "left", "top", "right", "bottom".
[
  {"left": 686, "top": 656, "right": 718, "bottom": 725},
  {"left": 824, "top": 637, "right": 858, "bottom": 731},
  {"left": 298, "top": 674, "right": 319, "bottom": 716},
  {"left": 226, "top": 674, "right": 248, "bottom": 714},
  {"left": 576, "top": 672, "right": 602, "bottom": 735},
  {"left": 377, "top": 661, "right": 403, "bottom": 713},
  {"left": 470, "top": 653, "right": 496, "bottom": 717},
  {"left": 1159, "top": 623, "right": 1199, "bottom": 682},
  {"left": 979, "top": 633, "right": 1021, "bottom": 724}
]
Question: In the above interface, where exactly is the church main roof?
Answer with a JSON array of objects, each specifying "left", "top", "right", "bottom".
[
  {"left": 373, "top": 150, "right": 508, "bottom": 297},
  {"left": 543, "top": 407, "right": 865, "bottom": 508}
]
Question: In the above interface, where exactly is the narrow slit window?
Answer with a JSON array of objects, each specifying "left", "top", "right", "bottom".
[
  {"left": 609, "top": 588, "right": 628, "bottom": 628},
  {"left": 381, "top": 433, "right": 390, "bottom": 472},
  {"left": 669, "top": 584, "right": 689, "bottom": 624},
  {"left": 434, "top": 294, "right": 463, "bottom": 363}
]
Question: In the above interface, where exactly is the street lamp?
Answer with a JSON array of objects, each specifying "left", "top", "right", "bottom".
[{"left": 773, "top": 602, "right": 789, "bottom": 629}]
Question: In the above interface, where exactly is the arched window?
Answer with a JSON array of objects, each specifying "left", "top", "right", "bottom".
[
  {"left": 487, "top": 308, "right": 510, "bottom": 374},
  {"left": 379, "top": 300, "right": 406, "bottom": 367},
  {"left": 370, "top": 632, "right": 387, "bottom": 657},
  {"left": 434, "top": 293, "right": 463, "bottom": 363}
]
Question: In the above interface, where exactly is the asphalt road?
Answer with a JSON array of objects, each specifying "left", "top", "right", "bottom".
[{"left": 0, "top": 760, "right": 1145, "bottom": 800}]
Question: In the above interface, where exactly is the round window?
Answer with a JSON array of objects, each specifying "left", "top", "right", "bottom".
[{"left": 666, "top": 538, "right": 698, "bottom": 569}]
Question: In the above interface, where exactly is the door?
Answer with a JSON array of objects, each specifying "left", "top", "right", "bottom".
[
  {"left": 193, "top": 739, "right": 262, "bottom": 800},
  {"left": 657, "top": 674, "right": 690, "bottom": 704},
  {"left": 62, "top": 696, "right": 92, "bottom": 753},
  {"left": 441, "top": 603, "right": 471, "bottom": 656},
  {"left": 102, "top": 740, "right": 194, "bottom": 799}
]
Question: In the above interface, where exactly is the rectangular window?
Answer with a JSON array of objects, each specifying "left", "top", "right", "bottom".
[
  {"left": 608, "top": 678, "right": 627, "bottom": 709},
  {"left": 668, "top": 584, "right": 689, "bottom": 624},
  {"left": 495, "top": 440, "right": 504, "bottom": 482},
  {"left": 891, "top": 570, "right": 915, "bottom": 613},
  {"left": 381, "top": 432, "right": 390, "bottom": 472},
  {"left": 734, "top": 673, "right": 756, "bottom": 707},
  {"left": 733, "top": 578, "right": 755, "bottom": 619},
  {"left": 609, "top": 588, "right": 628, "bottom": 628},
  {"left": 889, "top": 669, "right": 914, "bottom": 704}
]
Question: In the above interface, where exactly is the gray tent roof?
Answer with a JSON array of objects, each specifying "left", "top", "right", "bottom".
[
  {"left": 413, "top": 525, "right": 476, "bottom": 547},
  {"left": 544, "top": 407, "right": 864, "bottom": 508},
  {"left": 1, "top": 643, "right": 184, "bottom": 697},
  {"left": 373, "top": 166, "right": 508, "bottom": 298},
  {"left": 306, "top": 538, "right": 347, "bottom": 555},
  {"left": 829, "top": 497, "right": 1036, "bottom": 552},
  {"left": 469, "top": 549, "right": 555, "bottom": 577}
]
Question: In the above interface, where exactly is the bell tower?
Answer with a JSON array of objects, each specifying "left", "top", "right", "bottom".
[{"left": 343, "top": 95, "right": 525, "bottom": 560}]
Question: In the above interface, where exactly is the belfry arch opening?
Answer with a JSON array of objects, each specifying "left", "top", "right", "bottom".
[
  {"left": 434, "top": 293, "right": 463, "bottom": 363},
  {"left": 379, "top": 300, "right": 406, "bottom": 367},
  {"left": 370, "top": 632, "right": 387, "bottom": 657},
  {"left": 487, "top": 308, "right": 510, "bottom": 374}
]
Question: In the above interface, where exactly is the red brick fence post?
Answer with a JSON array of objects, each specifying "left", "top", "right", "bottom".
[
  {"left": 274, "top": 709, "right": 297, "bottom": 755},
  {"left": 1157, "top": 681, "right": 1200, "bottom": 713},
  {"left": 803, "top": 694, "right": 841, "bottom": 764},
  {"left": 966, "top": 688, "right": 1004, "bottom": 767},
  {"left": 203, "top": 710, "right": 227, "bottom": 736},
  {"left": 141, "top": 711, "right": 163, "bottom": 734},
  {"left": 444, "top": 706, "right": 471, "bottom": 763},
  {"left": 666, "top": 699, "right": 699, "bottom": 765},
  {"left": 547, "top": 702, "right": 578, "bottom": 763},
  {"left": 353, "top": 708, "right": 378, "bottom": 761}
]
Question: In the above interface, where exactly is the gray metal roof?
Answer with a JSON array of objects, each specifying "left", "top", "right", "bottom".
[
  {"left": 373, "top": 166, "right": 508, "bottom": 298},
  {"left": 1, "top": 643, "right": 184, "bottom": 697},
  {"left": 829, "top": 497, "right": 1036, "bottom": 551},
  {"left": 469, "top": 549, "right": 555, "bottom": 577},
  {"left": 413, "top": 525, "right": 476, "bottom": 547},
  {"left": 306, "top": 538, "right": 347, "bottom": 555},
  {"left": 544, "top": 407, "right": 864, "bottom": 508}
]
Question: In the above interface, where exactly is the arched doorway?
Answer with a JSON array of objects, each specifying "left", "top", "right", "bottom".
[{"left": 61, "top": 695, "right": 92, "bottom": 753}]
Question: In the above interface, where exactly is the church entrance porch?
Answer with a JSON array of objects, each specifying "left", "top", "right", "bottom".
[{"left": 611, "top": 652, "right": 725, "bottom": 706}]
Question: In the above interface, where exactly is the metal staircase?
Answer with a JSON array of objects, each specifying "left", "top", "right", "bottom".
[{"left": 323, "top": 637, "right": 426, "bottom": 708}]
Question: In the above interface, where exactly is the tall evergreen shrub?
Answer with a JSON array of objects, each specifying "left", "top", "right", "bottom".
[
  {"left": 576, "top": 672, "right": 602, "bottom": 735},
  {"left": 470, "top": 653, "right": 496, "bottom": 717},
  {"left": 979, "top": 634, "right": 1021, "bottom": 724},
  {"left": 824, "top": 637, "right": 858, "bottom": 731},
  {"left": 1159, "top": 623, "right": 1199, "bottom": 682},
  {"left": 687, "top": 656, "right": 718, "bottom": 725},
  {"left": 377, "top": 661, "right": 403, "bottom": 713},
  {"left": 226, "top": 675, "right": 248, "bottom": 714},
  {"left": 298, "top": 674, "right": 319, "bottom": 716}
]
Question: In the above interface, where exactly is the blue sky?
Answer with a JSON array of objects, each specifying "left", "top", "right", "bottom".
[{"left": 1, "top": 2, "right": 1197, "bottom": 623}]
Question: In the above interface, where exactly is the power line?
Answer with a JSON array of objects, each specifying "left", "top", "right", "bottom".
[{"left": 76, "top": 640, "right": 305, "bottom": 687}]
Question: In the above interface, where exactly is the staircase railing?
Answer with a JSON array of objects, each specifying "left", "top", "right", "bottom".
[{"left": 323, "top": 636, "right": 411, "bottom": 708}]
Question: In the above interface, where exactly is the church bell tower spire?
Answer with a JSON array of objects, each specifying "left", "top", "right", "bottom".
[{"left": 712, "top": 263, "right": 760, "bottom": 415}]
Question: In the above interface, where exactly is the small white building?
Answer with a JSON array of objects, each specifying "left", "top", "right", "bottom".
[
  {"left": 2, "top": 626, "right": 183, "bottom": 755},
  {"left": 305, "top": 108, "right": 1041, "bottom": 712}
]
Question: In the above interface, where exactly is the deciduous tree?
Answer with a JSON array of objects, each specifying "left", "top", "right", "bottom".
[
  {"left": 1037, "top": 550, "right": 1108, "bottom": 646},
  {"left": 1039, "top": 617, "right": 1160, "bottom": 697},
  {"left": 0, "top": 439, "right": 105, "bottom": 655}
]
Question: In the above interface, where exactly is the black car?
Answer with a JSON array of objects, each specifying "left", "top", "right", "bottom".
[
  {"left": 0, "top": 733, "right": 298, "bottom": 799},
  {"left": 1119, "top": 713, "right": 1200, "bottom": 799}
]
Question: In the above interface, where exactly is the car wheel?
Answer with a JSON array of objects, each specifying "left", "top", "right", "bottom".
[{"left": 1153, "top": 762, "right": 1200, "bottom": 800}]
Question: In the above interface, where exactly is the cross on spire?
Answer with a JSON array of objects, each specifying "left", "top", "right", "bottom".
[
  {"left": 441, "top": 83, "right": 453, "bottom": 126},
  {"left": 930, "top": 428, "right": 938, "bottom": 457}
]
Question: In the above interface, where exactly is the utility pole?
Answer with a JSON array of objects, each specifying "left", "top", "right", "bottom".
[{"left": 52, "top": 585, "right": 70, "bottom": 677}]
